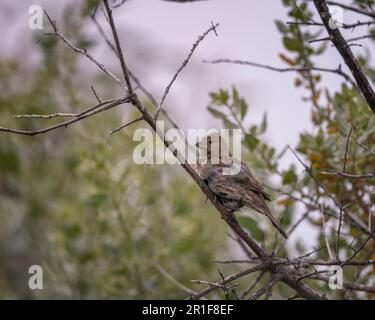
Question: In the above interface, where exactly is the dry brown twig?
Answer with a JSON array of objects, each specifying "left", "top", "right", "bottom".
[
  {"left": 248, "top": 271, "right": 283, "bottom": 300},
  {"left": 336, "top": 128, "right": 352, "bottom": 259},
  {"left": 44, "top": 10, "right": 124, "bottom": 88},
  {"left": 320, "top": 171, "right": 375, "bottom": 179},
  {"left": 308, "top": 0, "right": 375, "bottom": 19},
  {"left": 356, "top": 141, "right": 375, "bottom": 156},
  {"left": 288, "top": 146, "right": 374, "bottom": 239},
  {"left": 91, "top": 3, "right": 181, "bottom": 131},
  {"left": 0, "top": 98, "right": 129, "bottom": 136},
  {"left": 154, "top": 22, "right": 219, "bottom": 120},
  {"left": 203, "top": 59, "right": 357, "bottom": 88},
  {"left": 188, "top": 264, "right": 268, "bottom": 300},
  {"left": 155, "top": 264, "right": 197, "bottom": 296}
]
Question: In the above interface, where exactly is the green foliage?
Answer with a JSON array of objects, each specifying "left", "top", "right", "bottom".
[
  {"left": 81, "top": 0, "right": 99, "bottom": 17},
  {"left": 0, "top": 5, "right": 227, "bottom": 299},
  {"left": 237, "top": 216, "right": 265, "bottom": 242},
  {"left": 204, "top": 0, "right": 375, "bottom": 299},
  {"left": 208, "top": 86, "right": 249, "bottom": 122},
  {"left": 244, "top": 133, "right": 260, "bottom": 151},
  {"left": 282, "top": 166, "right": 298, "bottom": 185}
]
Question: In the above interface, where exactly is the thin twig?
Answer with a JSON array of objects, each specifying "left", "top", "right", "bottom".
[
  {"left": 188, "top": 263, "right": 268, "bottom": 300},
  {"left": 321, "top": 171, "right": 375, "bottom": 179},
  {"left": 286, "top": 258, "right": 374, "bottom": 267},
  {"left": 103, "top": 0, "right": 133, "bottom": 93},
  {"left": 215, "top": 257, "right": 375, "bottom": 267},
  {"left": 0, "top": 98, "right": 129, "bottom": 136},
  {"left": 340, "top": 232, "right": 374, "bottom": 267},
  {"left": 217, "top": 268, "right": 229, "bottom": 300},
  {"left": 213, "top": 259, "right": 252, "bottom": 264},
  {"left": 337, "top": 128, "right": 352, "bottom": 259},
  {"left": 249, "top": 271, "right": 283, "bottom": 300},
  {"left": 90, "top": 7, "right": 191, "bottom": 131},
  {"left": 91, "top": 85, "right": 102, "bottom": 103},
  {"left": 322, "top": 0, "right": 375, "bottom": 19},
  {"left": 321, "top": 205, "right": 334, "bottom": 260},
  {"left": 240, "top": 270, "right": 266, "bottom": 299},
  {"left": 288, "top": 146, "right": 374, "bottom": 238},
  {"left": 155, "top": 22, "right": 219, "bottom": 120},
  {"left": 229, "top": 233, "right": 254, "bottom": 259},
  {"left": 156, "top": 264, "right": 197, "bottom": 295},
  {"left": 44, "top": 10, "right": 124, "bottom": 87},
  {"left": 203, "top": 59, "right": 357, "bottom": 88},
  {"left": 190, "top": 279, "right": 226, "bottom": 288},
  {"left": 14, "top": 113, "right": 77, "bottom": 119},
  {"left": 112, "top": 0, "right": 128, "bottom": 9},
  {"left": 356, "top": 141, "right": 375, "bottom": 156},
  {"left": 310, "top": 34, "right": 375, "bottom": 44},
  {"left": 310, "top": 275, "right": 375, "bottom": 293},
  {"left": 287, "top": 210, "right": 311, "bottom": 238},
  {"left": 297, "top": 269, "right": 330, "bottom": 282},
  {"left": 110, "top": 116, "right": 143, "bottom": 135},
  {"left": 297, "top": 246, "right": 325, "bottom": 261}
]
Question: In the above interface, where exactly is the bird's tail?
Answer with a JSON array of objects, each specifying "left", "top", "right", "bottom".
[{"left": 263, "top": 210, "right": 288, "bottom": 239}]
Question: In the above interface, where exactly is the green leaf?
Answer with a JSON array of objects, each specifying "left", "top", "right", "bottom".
[
  {"left": 239, "top": 99, "right": 248, "bottom": 120},
  {"left": 39, "top": 36, "right": 58, "bottom": 51},
  {"left": 81, "top": 0, "right": 99, "bottom": 17},
  {"left": 275, "top": 20, "right": 288, "bottom": 33},
  {"left": 244, "top": 134, "right": 260, "bottom": 151},
  {"left": 232, "top": 86, "right": 240, "bottom": 104},
  {"left": 223, "top": 118, "right": 237, "bottom": 129},
  {"left": 249, "top": 125, "right": 257, "bottom": 135},
  {"left": 209, "top": 89, "right": 229, "bottom": 105},
  {"left": 314, "top": 43, "right": 328, "bottom": 55},
  {"left": 259, "top": 112, "right": 268, "bottom": 134},
  {"left": 76, "top": 37, "right": 95, "bottom": 49},
  {"left": 283, "top": 37, "right": 301, "bottom": 52},
  {"left": 231, "top": 86, "right": 248, "bottom": 119},
  {"left": 0, "top": 150, "right": 19, "bottom": 172},
  {"left": 237, "top": 216, "right": 264, "bottom": 242},
  {"left": 207, "top": 106, "right": 227, "bottom": 120},
  {"left": 63, "top": 224, "right": 81, "bottom": 238},
  {"left": 85, "top": 193, "right": 108, "bottom": 207},
  {"left": 282, "top": 167, "right": 298, "bottom": 185}
]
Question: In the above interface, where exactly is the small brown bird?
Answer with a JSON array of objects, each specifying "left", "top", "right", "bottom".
[{"left": 195, "top": 132, "right": 288, "bottom": 239}]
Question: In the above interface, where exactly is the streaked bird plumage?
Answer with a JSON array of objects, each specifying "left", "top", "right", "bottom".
[{"left": 195, "top": 132, "right": 288, "bottom": 239}]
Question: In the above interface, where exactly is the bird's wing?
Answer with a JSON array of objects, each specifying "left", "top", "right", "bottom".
[
  {"left": 206, "top": 169, "right": 243, "bottom": 201},
  {"left": 231, "top": 162, "right": 271, "bottom": 201}
]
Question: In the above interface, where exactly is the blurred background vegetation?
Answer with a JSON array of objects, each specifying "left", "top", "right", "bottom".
[{"left": 0, "top": 0, "right": 374, "bottom": 299}]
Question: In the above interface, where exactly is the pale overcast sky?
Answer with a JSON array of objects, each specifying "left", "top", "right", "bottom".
[
  {"left": 1, "top": 0, "right": 374, "bottom": 249},
  {"left": 2, "top": 0, "right": 373, "bottom": 163}
]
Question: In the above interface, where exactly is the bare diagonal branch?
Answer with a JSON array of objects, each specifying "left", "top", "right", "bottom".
[
  {"left": 44, "top": 10, "right": 124, "bottom": 88},
  {"left": 102, "top": 0, "right": 133, "bottom": 94},
  {"left": 0, "top": 98, "right": 129, "bottom": 136},
  {"left": 312, "top": 0, "right": 375, "bottom": 114}
]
